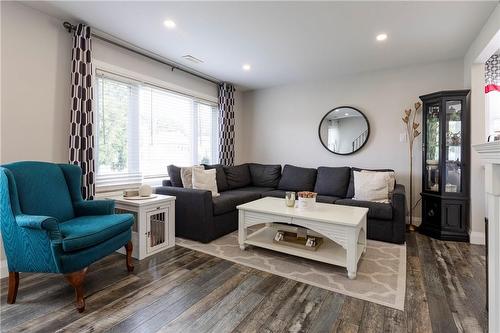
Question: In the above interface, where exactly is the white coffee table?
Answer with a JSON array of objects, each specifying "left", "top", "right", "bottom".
[{"left": 237, "top": 197, "right": 368, "bottom": 279}]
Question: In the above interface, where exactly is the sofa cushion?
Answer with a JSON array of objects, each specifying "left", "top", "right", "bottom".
[
  {"left": 167, "top": 165, "right": 183, "bottom": 187},
  {"left": 316, "top": 195, "right": 341, "bottom": 204},
  {"left": 314, "top": 167, "right": 351, "bottom": 197},
  {"left": 223, "top": 164, "right": 252, "bottom": 189},
  {"left": 278, "top": 165, "right": 317, "bottom": 192},
  {"left": 248, "top": 163, "right": 282, "bottom": 187},
  {"left": 212, "top": 190, "right": 261, "bottom": 216},
  {"left": 261, "top": 189, "right": 287, "bottom": 199},
  {"left": 203, "top": 164, "right": 229, "bottom": 192},
  {"left": 60, "top": 214, "right": 134, "bottom": 252},
  {"left": 346, "top": 167, "right": 395, "bottom": 198},
  {"left": 335, "top": 199, "right": 393, "bottom": 220},
  {"left": 232, "top": 186, "right": 275, "bottom": 196}
]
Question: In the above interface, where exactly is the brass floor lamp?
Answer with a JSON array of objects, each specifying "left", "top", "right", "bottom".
[{"left": 402, "top": 102, "right": 422, "bottom": 232}]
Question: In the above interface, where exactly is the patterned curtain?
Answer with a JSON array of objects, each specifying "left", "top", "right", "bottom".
[
  {"left": 218, "top": 83, "right": 235, "bottom": 166},
  {"left": 68, "top": 24, "right": 95, "bottom": 199},
  {"left": 485, "top": 54, "right": 500, "bottom": 94}
]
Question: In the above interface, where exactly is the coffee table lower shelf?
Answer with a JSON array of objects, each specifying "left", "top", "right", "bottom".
[{"left": 244, "top": 226, "right": 364, "bottom": 268}]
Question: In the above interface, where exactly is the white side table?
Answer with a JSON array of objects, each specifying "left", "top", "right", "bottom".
[{"left": 106, "top": 194, "right": 176, "bottom": 260}]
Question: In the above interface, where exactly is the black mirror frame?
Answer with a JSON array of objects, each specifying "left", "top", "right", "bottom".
[{"left": 318, "top": 106, "right": 370, "bottom": 156}]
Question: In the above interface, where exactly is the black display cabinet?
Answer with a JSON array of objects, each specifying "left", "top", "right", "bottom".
[{"left": 419, "top": 90, "right": 470, "bottom": 242}]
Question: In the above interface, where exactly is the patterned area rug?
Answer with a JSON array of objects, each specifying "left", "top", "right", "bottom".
[{"left": 176, "top": 229, "right": 406, "bottom": 310}]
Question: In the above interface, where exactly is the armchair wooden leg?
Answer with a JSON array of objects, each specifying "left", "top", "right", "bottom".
[
  {"left": 65, "top": 268, "right": 88, "bottom": 313},
  {"left": 125, "top": 241, "right": 134, "bottom": 272},
  {"left": 7, "top": 272, "right": 19, "bottom": 304}
]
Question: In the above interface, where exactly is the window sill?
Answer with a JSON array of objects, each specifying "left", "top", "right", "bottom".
[{"left": 95, "top": 176, "right": 167, "bottom": 198}]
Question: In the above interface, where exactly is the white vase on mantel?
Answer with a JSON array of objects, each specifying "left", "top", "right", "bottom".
[{"left": 473, "top": 141, "right": 500, "bottom": 333}]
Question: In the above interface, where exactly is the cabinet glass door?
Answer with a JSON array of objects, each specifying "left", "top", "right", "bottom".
[
  {"left": 444, "top": 100, "right": 462, "bottom": 193},
  {"left": 425, "top": 104, "right": 440, "bottom": 192}
]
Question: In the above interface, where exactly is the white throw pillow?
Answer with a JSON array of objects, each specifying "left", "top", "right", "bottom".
[
  {"left": 361, "top": 170, "right": 396, "bottom": 195},
  {"left": 180, "top": 165, "right": 204, "bottom": 188},
  {"left": 192, "top": 168, "right": 219, "bottom": 197},
  {"left": 353, "top": 171, "right": 389, "bottom": 202}
]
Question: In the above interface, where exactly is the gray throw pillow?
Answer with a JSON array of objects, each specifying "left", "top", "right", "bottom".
[
  {"left": 277, "top": 164, "right": 317, "bottom": 192},
  {"left": 167, "top": 165, "right": 183, "bottom": 187},
  {"left": 314, "top": 166, "right": 351, "bottom": 197},
  {"left": 224, "top": 164, "right": 252, "bottom": 189},
  {"left": 248, "top": 163, "right": 282, "bottom": 188}
]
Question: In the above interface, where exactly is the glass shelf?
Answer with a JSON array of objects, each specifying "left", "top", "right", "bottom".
[
  {"left": 425, "top": 104, "right": 440, "bottom": 192},
  {"left": 444, "top": 101, "right": 462, "bottom": 193}
]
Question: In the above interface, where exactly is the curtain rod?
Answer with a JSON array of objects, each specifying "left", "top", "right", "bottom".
[{"left": 63, "top": 22, "right": 221, "bottom": 86}]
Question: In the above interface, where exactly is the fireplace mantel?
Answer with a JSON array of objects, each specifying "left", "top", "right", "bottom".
[
  {"left": 474, "top": 141, "right": 500, "bottom": 164},
  {"left": 473, "top": 141, "right": 500, "bottom": 333}
]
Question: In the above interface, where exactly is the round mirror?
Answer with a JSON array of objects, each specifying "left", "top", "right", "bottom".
[{"left": 318, "top": 106, "right": 370, "bottom": 155}]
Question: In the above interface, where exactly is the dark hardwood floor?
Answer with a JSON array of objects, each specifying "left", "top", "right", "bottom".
[{"left": 0, "top": 232, "right": 487, "bottom": 333}]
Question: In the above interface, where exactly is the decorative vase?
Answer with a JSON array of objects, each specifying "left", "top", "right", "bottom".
[
  {"left": 139, "top": 184, "right": 152, "bottom": 197},
  {"left": 297, "top": 192, "right": 317, "bottom": 210}
]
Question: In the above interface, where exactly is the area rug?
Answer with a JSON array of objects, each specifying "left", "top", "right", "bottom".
[{"left": 176, "top": 229, "right": 406, "bottom": 310}]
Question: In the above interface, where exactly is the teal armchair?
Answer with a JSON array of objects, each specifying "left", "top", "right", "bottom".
[{"left": 0, "top": 161, "right": 134, "bottom": 312}]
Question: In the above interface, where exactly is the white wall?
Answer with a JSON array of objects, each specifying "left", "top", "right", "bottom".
[
  {"left": 1, "top": 1, "right": 72, "bottom": 164},
  {"left": 469, "top": 64, "right": 487, "bottom": 244},
  {"left": 463, "top": 3, "right": 500, "bottom": 245},
  {"left": 464, "top": 4, "right": 500, "bottom": 86},
  {"left": 241, "top": 60, "right": 465, "bottom": 219}
]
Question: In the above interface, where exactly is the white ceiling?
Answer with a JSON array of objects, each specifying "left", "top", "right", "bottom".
[{"left": 25, "top": 1, "right": 497, "bottom": 90}]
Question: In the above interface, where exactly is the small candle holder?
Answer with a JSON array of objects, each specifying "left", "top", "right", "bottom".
[{"left": 285, "top": 191, "right": 296, "bottom": 207}]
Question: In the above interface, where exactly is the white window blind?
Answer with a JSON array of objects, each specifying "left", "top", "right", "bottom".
[{"left": 95, "top": 70, "right": 218, "bottom": 187}]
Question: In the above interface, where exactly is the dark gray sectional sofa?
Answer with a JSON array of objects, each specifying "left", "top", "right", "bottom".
[{"left": 155, "top": 164, "right": 406, "bottom": 244}]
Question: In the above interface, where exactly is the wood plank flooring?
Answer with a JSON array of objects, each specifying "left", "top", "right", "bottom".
[{"left": 0, "top": 232, "right": 487, "bottom": 333}]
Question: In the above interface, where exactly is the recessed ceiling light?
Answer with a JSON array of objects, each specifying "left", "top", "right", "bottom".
[
  {"left": 242, "top": 64, "right": 251, "bottom": 71},
  {"left": 376, "top": 33, "right": 388, "bottom": 41},
  {"left": 163, "top": 19, "right": 176, "bottom": 29},
  {"left": 344, "top": 113, "right": 349, "bottom": 116}
]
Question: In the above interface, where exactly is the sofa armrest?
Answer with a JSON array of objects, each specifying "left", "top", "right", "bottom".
[
  {"left": 74, "top": 200, "right": 115, "bottom": 216},
  {"left": 391, "top": 184, "right": 406, "bottom": 244},
  {"left": 16, "top": 214, "right": 59, "bottom": 232},
  {"left": 155, "top": 186, "right": 215, "bottom": 243}
]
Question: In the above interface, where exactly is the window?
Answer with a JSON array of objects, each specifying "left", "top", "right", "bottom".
[{"left": 95, "top": 70, "right": 218, "bottom": 186}]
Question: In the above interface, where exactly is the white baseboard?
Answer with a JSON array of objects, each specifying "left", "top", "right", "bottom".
[
  {"left": 0, "top": 259, "right": 8, "bottom": 279},
  {"left": 409, "top": 217, "right": 486, "bottom": 245},
  {"left": 469, "top": 231, "right": 486, "bottom": 245}
]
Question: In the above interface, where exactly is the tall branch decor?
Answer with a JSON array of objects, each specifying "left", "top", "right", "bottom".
[{"left": 402, "top": 101, "right": 422, "bottom": 231}]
